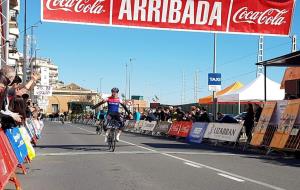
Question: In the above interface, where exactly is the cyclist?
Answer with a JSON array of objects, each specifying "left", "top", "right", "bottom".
[
  {"left": 95, "top": 108, "right": 107, "bottom": 133},
  {"left": 92, "top": 87, "right": 132, "bottom": 142}
]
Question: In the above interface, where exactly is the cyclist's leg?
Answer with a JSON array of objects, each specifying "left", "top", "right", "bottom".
[
  {"left": 114, "top": 114, "right": 123, "bottom": 141},
  {"left": 104, "top": 115, "right": 112, "bottom": 143}
]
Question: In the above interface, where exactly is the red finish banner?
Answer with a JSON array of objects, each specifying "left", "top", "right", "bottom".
[{"left": 42, "top": 0, "right": 296, "bottom": 36}]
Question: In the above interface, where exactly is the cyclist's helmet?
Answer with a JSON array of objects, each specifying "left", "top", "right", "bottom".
[{"left": 111, "top": 87, "right": 119, "bottom": 93}]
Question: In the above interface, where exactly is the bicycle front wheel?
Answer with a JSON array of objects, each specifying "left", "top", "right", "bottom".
[{"left": 111, "top": 130, "right": 117, "bottom": 152}]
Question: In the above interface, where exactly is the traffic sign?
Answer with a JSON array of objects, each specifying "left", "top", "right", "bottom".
[
  {"left": 41, "top": 67, "right": 50, "bottom": 86},
  {"left": 208, "top": 73, "right": 221, "bottom": 92},
  {"left": 34, "top": 86, "right": 53, "bottom": 96}
]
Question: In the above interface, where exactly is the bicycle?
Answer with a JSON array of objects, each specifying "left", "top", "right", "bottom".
[
  {"left": 106, "top": 119, "right": 121, "bottom": 152},
  {"left": 95, "top": 120, "right": 104, "bottom": 135}
]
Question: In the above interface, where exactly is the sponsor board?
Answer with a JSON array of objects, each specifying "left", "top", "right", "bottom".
[
  {"left": 42, "top": 0, "right": 295, "bottom": 36},
  {"left": 204, "top": 123, "right": 243, "bottom": 142},
  {"left": 188, "top": 122, "right": 208, "bottom": 143}
]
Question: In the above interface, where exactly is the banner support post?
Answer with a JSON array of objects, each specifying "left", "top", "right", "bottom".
[{"left": 212, "top": 33, "right": 217, "bottom": 121}]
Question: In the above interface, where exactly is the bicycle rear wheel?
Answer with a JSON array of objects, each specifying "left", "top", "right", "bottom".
[
  {"left": 107, "top": 132, "right": 113, "bottom": 150},
  {"left": 111, "top": 130, "right": 117, "bottom": 152}
]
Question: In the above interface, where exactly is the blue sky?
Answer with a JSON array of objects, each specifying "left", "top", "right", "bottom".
[{"left": 19, "top": 1, "right": 300, "bottom": 105}]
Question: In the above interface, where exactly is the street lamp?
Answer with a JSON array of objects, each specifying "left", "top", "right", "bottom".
[
  {"left": 30, "top": 26, "right": 38, "bottom": 74},
  {"left": 31, "top": 48, "right": 40, "bottom": 102},
  {"left": 22, "top": 0, "right": 27, "bottom": 83},
  {"left": 34, "top": 48, "right": 40, "bottom": 72},
  {"left": 99, "top": 77, "right": 103, "bottom": 95},
  {"left": 128, "top": 58, "right": 135, "bottom": 100}
]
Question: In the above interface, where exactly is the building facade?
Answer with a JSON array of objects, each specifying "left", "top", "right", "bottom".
[
  {"left": 45, "top": 83, "right": 100, "bottom": 114},
  {"left": 8, "top": 0, "right": 20, "bottom": 67},
  {"left": 0, "top": 0, "right": 20, "bottom": 66},
  {"left": 16, "top": 57, "right": 60, "bottom": 87}
]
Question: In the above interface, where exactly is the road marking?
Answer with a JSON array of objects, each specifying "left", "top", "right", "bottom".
[
  {"left": 72, "top": 125, "right": 286, "bottom": 190},
  {"left": 37, "top": 151, "right": 252, "bottom": 157},
  {"left": 184, "top": 162, "right": 202, "bottom": 168},
  {"left": 218, "top": 173, "right": 245, "bottom": 182}
]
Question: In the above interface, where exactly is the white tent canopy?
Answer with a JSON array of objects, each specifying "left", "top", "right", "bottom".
[{"left": 218, "top": 74, "right": 285, "bottom": 103}]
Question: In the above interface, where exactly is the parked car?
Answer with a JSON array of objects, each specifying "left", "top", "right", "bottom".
[{"left": 234, "top": 112, "right": 247, "bottom": 122}]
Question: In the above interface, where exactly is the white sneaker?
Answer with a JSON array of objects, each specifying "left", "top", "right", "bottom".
[{"left": 116, "top": 133, "right": 120, "bottom": 142}]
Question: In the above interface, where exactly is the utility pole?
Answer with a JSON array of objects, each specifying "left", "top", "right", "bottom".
[
  {"left": 125, "top": 63, "right": 128, "bottom": 100},
  {"left": 22, "top": 0, "right": 28, "bottom": 82},
  {"left": 128, "top": 58, "right": 134, "bottom": 100},
  {"left": 194, "top": 72, "right": 197, "bottom": 103},
  {"left": 212, "top": 33, "right": 217, "bottom": 121},
  {"left": 194, "top": 70, "right": 199, "bottom": 103},
  {"left": 129, "top": 60, "right": 131, "bottom": 100},
  {"left": 99, "top": 77, "right": 103, "bottom": 95},
  {"left": 181, "top": 71, "right": 185, "bottom": 104},
  {"left": 29, "top": 26, "right": 37, "bottom": 99}
]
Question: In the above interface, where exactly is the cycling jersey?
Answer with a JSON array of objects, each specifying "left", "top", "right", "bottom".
[{"left": 105, "top": 96, "right": 123, "bottom": 113}]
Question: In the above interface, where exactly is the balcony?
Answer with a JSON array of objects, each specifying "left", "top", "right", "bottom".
[
  {"left": 10, "top": 0, "right": 19, "bottom": 9},
  {"left": 9, "top": 28, "right": 19, "bottom": 37},
  {"left": 9, "top": 52, "right": 20, "bottom": 60},
  {"left": 10, "top": 10, "right": 18, "bottom": 20}
]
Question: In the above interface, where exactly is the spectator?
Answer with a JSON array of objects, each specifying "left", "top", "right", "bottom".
[
  {"left": 133, "top": 109, "right": 141, "bottom": 121},
  {"left": 189, "top": 106, "right": 197, "bottom": 122},
  {"left": 217, "top": 112, "right": 238, "bottom": 123},
  {"left": 165, "top": 108, "right": 172, "bottom": 121},
  {"left": 244, "top": 103, "right": 255, "bottom": 143},
  {"left": 0, "top": 66, "right": 22, "bottom": 128},
  {"left": 198, "top": 107, "right": 210, "bottom": 123},
  {"left": 146, "top": 109, "right": 157, "bottom": 122},
  {"left": 175, "top": 107, "right": 185, "bottom": 121},
  {"left": 254, "top": 104, "right": 263, "bottom": 122}
]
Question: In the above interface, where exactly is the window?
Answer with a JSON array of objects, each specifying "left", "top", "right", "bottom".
[{"left": 52, "top": 104, "right": 59, "bottom": 113}]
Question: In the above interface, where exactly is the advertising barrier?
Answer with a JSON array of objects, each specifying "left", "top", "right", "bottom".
[
  {"left": 270, "top": 99, "right": 300, "bottom": 149},
  {"left": 168, "top": 122, "right": 182, "bottom": 136},
  {"left": 251, "top": 101, "right": 277, "bottom": 146},
  {"left": 188, "top": 122, "right": 209, "bottom": 144},
  {"left": 0, "top": 150, "right": 9, "bottom": 190},
  {"left": 0, "top": 129, "right": 20, "bottom": 190},
  {"left": 136, "top": 120, "right": 146, "bottom": 130},
  {"left": 260, "top": 101, "right": 288, "bottom": 147},
  {"left": 126, "top": 120, "right": 136, "bottom": 129},
  {"left": 153, "top": 122, "right": 171, "bottom": 133},
  {"left": 177, "top": 121, "right": 193, "bottom": 138},
  {"left": 42, "top": 0, "right": 295, "bottom": 36},
  {"left": 204, "top": 123, "right": 243, "bottom": 142},
  {"left": 141, "top": 121, "right": 157, "bottom": 132},
  {"left": 19, "top": 127, "right": 36, "bottom": 161},
  {"left": 5, "top": 128, "right": 28, "bottom": 164}
]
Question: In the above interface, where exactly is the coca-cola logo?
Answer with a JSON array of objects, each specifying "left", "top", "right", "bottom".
[
  {"left": 233, "top": 7, "right": 288, "bottom": 26},
  {"left": 45, "top": 0, "right": 106, "bottom": 14}
]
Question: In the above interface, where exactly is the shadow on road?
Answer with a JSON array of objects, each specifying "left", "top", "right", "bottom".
[
  {"left": 142, "top": 142, "right": 300, "bottom": 168},
  {"left": 36, "top": 144, "right": 133, "bottom": 152}
]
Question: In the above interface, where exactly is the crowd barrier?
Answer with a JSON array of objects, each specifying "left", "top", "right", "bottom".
[
  {"left": 0, "top": 119, "right": 44, "bottom": 190},
  {"left": 249, "top": 100, "right": 300, "bottom": 154},
  {"left": 77, "top": 118, "right": 245, "bottom": 146},
  {"left": 74, "top": 100, "right": 300, "bottom": 155}
]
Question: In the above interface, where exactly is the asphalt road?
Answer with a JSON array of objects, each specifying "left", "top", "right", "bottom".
[{"left": 8, "top": 121, "right": 300, "bottom": 190}]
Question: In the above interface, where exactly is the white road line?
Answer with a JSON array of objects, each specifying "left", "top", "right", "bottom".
[
  {"left": 72, "top": 125, "right": 286, "bottom": 190},
  {"left": 37, "top": 151, "right": 254, "bottom": 157},
  {"left": 218, "top": 173, "right": 245, "bottom": 182},
  {"left": 184, "top": 162, "right": 202, "bottom": 169},
  {"left": 38, "top": 151, "right": 156, "bottom": 156}
]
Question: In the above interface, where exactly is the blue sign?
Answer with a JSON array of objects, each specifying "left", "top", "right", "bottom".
[
  {"left": 188, "top": 123, "right": 208, "bottom": 144},
  {"left": 5, "top": 128, "right": 28, "bottom": 164},
  {"left": 208, "top": 73, "right": 222, "bottom": 85}
]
